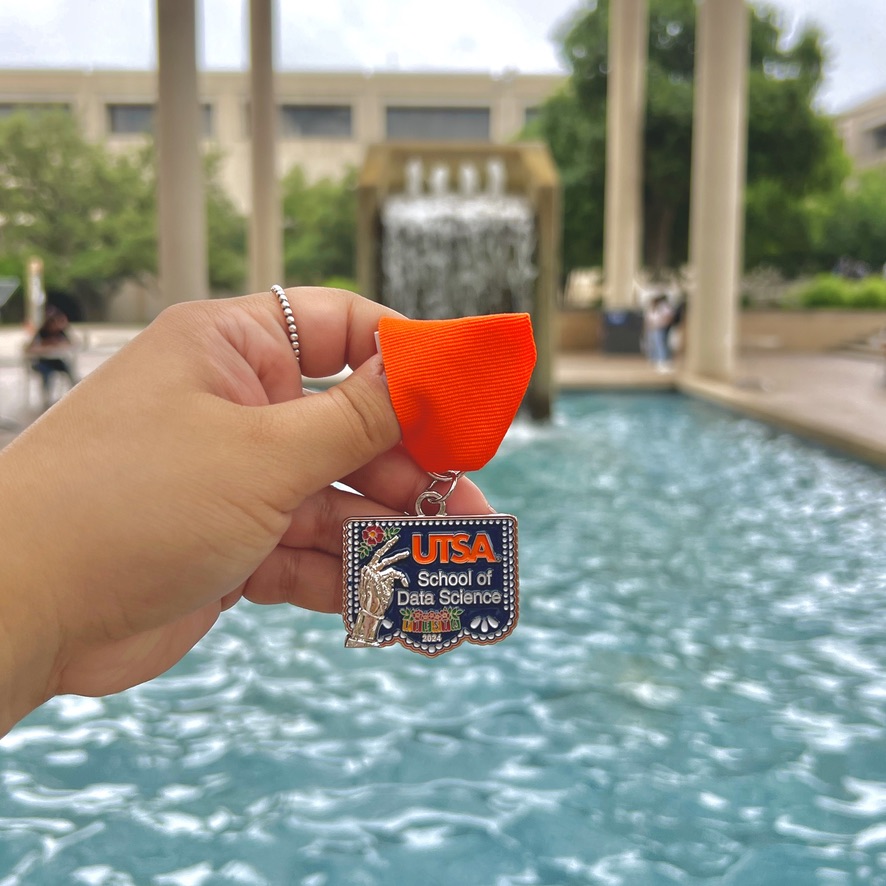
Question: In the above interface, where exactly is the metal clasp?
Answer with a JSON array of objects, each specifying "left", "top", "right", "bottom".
[{"left": 415, "top": 470, "right": 463, "bottom": 516}]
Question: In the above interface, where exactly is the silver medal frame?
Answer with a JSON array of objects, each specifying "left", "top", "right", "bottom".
[{"left": 342, "top": 514, "right": 519, "bottom": 656}]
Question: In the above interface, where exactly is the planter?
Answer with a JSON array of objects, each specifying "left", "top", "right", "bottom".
[
  {"left": 558, "top": 308, "right": 886, "bottom": 353},
  {"left": 558, "top": 309, "right": 602, "bottom": 351},
  {"left": 740, "top": 310, "right": 886, "bottom": 351}
]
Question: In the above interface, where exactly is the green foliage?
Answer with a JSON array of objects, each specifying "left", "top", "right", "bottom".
[
  {"left": 204, "top": 151, "right": 247, "bottom": 292},
  {"left": 322, "top": 276, "right": 360, "bottom": 293},
  {"left": 851, "top": 277, "right": 886, "bottom": 308},
  {"left": 744, "top": 178, "right": 818, "bottom": 277},
  {"left": 529, "top": 0, "right": 849, "bottom": 277},
  {"left": 813, "top": 168, "right": 886, "bottom": 272},
  {"left": 529, "top": 87, "right": 607, "bottom": 272},
  {"left": 281, "top": 167, "right": 356, "bottom": 285},
  {"left": 794, "top": 274, "right": 886, "bottom": 309},
  {"left": 0, "top": 111, "right": 156, "bottom": 315},
  {"left": 741, "top": 13, "right": 850, "bottom": 275},
  {"left": 0, "top": 111, "right": 247, "bottom": 316},
  {"left": 796, "top": 274, "right": 847, "bottom": 307}
]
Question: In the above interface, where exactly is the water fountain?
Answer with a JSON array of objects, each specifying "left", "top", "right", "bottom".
[{"left": 357, "top": 143, "right": 560, "bottom": 420}]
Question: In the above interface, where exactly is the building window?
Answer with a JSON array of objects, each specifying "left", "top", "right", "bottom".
[
  {"left": 871, "top": 123, "right": 886, "bottom": 153},
  {"left": 524, "top": 106, "right": 541, "bottom": 127},
  {"left": 0, "top": 102, "right": 71, "bottom": 118},
  {"left": 201, "top": 104, "right": 214, "bottom": 137},
  {"left": 385, "top": 107, "right": 491, "bottom": 141},
  {"left": 107, "top": 103, "right": 153, "bottom": 135},
  {"left": 279, "top": 105, "right": 352, "bottom": 138},
  {"left": 106, "top": 103, "right": 214, "bottom": 137}
]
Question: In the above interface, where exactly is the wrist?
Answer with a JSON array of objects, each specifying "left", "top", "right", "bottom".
[
  {"left": 0, "top": 449, "right": 64, "bottom": 735},
  {"left": 0, "top": 592, "right": 61, "bottom": 736}
]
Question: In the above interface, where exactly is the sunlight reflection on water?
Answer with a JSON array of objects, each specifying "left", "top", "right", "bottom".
[{"left": 1, "top": 394, "right": 885, "bottom": 885}]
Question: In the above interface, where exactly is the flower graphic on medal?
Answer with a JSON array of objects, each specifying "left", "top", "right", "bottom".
[
  {"left": 470, "top": 614, "right": 500, "bottom": 633},
  {"left": 358, "top": 523, "right": 400, "bottom": 560},
  {"left": 363, "top": 525, "right": 385, "bottom": 546}
]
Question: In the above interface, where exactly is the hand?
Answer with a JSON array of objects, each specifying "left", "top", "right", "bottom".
[{"left": 0, "top": 289, "right": 492, "bottom": 733}]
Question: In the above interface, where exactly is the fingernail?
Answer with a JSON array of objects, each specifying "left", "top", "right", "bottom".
[{"left": 364, "top": 352, "right": 387, "bottom": 385}]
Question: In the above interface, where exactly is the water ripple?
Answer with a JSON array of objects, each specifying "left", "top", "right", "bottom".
[{"left": 1, "top": 394, "right": 885, "bottom": 884}]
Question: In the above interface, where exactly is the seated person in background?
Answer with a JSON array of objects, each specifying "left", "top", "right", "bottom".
[{"left": 25, "top": 306, "right": 78, "bottom": 407}]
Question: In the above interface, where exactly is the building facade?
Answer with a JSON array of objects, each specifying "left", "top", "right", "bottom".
[
  {"left": 835, "top": 90, "right": 886, "bottom": 172},
  {"left": 0, "top": 68, "right": 563, "bottom": 212},
  {"left": 4, "top": 66, "right": 882, "bottom": 206}
]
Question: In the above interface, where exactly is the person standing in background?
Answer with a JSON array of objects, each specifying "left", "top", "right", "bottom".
[{"left": 644, "top": 293, "right": 674, "bottom": 372}]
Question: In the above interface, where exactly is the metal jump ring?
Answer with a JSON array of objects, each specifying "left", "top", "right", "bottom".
[
  {"left": 415, "top": 470, "right": 463, "bottom": 516},
  {"left": 271, "top": 284, "right": 300, "bottom": 364}
]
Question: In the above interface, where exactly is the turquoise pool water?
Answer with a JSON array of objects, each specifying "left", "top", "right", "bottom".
[{"left": 2, "top": 393, "right": 886, "bottom": 885}]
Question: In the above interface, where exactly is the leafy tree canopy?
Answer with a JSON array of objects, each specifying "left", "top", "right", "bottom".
[
  {"left": 0, "top": 111, "right": 155, "bottom": 316},
  {"left": 0, "top": 110, "right": 247, "bottom": 318},
  {"left": 528, "top": 0, "right": 849, "bottom": 277},
  {"left": 815, "top": 167, "right": 886, "bottom": 273},
  {"left": 281, "top": 166, "right": 357, "bottom": 286}
]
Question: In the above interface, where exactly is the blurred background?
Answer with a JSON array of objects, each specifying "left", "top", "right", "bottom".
[{"left": 0, "top": 0, "right": 883, "bottom": 323}]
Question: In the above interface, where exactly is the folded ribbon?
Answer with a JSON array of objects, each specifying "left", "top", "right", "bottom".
[{"left": 377, "top": 313, "right": 537, "bottom": 473}]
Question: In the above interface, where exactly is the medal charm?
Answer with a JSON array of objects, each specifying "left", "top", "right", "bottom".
[
  {"left": 342, "top": 313, "right": 536, "bottom": 655},
  {"left": 343, "top": 473, "right": 519, "bottom": 656}
]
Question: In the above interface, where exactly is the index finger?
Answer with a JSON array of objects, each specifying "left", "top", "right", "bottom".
[
  {"left": 253, "top": 286, "right": 404, "bottom": 379},
  {"left": 341, "top": 444, "right": 494, "bottom": 517}
]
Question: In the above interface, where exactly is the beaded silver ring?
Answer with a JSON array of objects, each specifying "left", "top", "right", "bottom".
[{"left": 271, "top": 284, "right": 300, "bottom": 364}]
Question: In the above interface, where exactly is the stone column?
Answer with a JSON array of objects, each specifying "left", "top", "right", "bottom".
[
  {"left": 686, "top": 0, "right": 750, "bottom": 380},
  {"left": 156, "top": 0, "right": 208, "bottom": 309},
  {"left": 602, "top": 0, "right": 648, "bottom": 309},
  {"left": 248, "top": 0, "right": 283, "bottom": 292}
]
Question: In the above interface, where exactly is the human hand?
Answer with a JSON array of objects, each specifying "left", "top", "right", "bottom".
[{"left": 0, "top": 289, "right": 492, "bottom": 733}]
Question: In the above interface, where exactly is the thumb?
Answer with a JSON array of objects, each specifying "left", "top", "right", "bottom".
[{"left": 265, "top": 353, "right": 402, "bottom": 504}]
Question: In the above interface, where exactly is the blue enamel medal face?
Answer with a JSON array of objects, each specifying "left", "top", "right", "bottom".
[{"left": 342, "top": 516, "right": 518, "bottom": 656}]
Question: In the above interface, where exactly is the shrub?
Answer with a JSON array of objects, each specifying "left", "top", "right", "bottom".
[
  {"left": 794, "top": 274, "right": 886, "bottom": 309},
  {"left": 847, "top": 277, "right": 886, "bottom": 309},
  {"left": 797, "top": 274, "right": 850, "bottom": 308}
]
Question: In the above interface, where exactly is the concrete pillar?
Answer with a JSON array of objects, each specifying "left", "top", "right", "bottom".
[
  {"left": 686, "top": 0, "right": 750, "bottom": 381},
  {"left": 602, "top": 0, "right": 648, "bottom": 309},
  {"left": 527, "top": 154, "right": 560, "bottom": 422},
  {"left": 493, "top": 71, "right": 520, "bottom": 143},
  {"left": 155, "top": 0, "right": 208, "bottom": 308},
  {"left": 75, "top": 74, "right": 103, "bottom": 142},
  {"left": 248, "top": 0, "right": 283, "bottom": 292},
  {"left": 360, "top": 75, "right": 384, "bottom": 144}
]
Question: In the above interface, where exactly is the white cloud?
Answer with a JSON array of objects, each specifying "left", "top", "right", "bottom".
[
  {"left": 0, "top": 0, "right": 882, "bottom": 111},
  {"left": 752, "top": 0, "right": 886, "bottom": 110}
]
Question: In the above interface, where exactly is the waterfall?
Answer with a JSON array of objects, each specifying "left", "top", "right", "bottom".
[{"left": 379, "top": 161, "right": 537, "bottom": 320}]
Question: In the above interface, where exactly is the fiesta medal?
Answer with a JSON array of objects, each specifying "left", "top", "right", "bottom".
[{"left": 343, "top": 313, "right": 536, "bottom": 656}]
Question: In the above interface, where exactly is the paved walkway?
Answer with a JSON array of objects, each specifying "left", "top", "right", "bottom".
[
  {"left": 558, "top": 350, "right": 886, "bottom": 467},
  {"left": 0, "top": 326, "right": 141, "bottom": 448},
  {"left": 3, "top": 326, "right": 885, "bottom": 467}
]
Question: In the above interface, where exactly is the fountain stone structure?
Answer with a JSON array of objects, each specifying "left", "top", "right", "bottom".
[{"left": 357, "top": 143, "right": 560, "bottom": 420}]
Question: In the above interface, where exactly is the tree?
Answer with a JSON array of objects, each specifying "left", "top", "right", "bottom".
[
  {"left": 528, "top": 0, "right": 849, "bottom": 277},
  {"left": 281, "top": 166, "right": 357, "bottom": 286},
  {"left": 0, "top": 111, "right": 248, "bottom": 318},
  {"left": 0, "top": 111, "right": 156, "bottom": 318},
  {"left": 204, "top": 151, "right": 247, "bottom": 293},
  {"left": 813, "top": 167, "right": 886, "bottom": 272}
]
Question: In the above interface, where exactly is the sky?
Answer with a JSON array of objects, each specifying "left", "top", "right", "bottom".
[{"left": 0, "top": 0, "right": 883, "bottom": 113}]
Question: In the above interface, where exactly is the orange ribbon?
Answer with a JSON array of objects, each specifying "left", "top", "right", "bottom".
[{"left": 377, "top": 314, "right": 537, "bottom": 473}]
